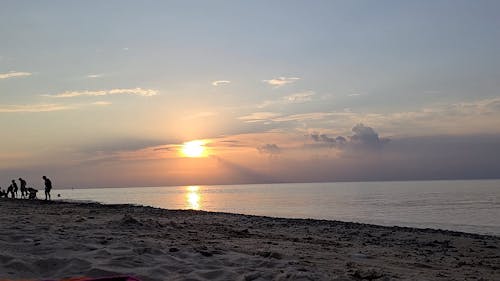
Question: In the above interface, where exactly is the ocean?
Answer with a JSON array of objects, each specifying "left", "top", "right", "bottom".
[{"left": 57, "top": 179, "right": 500, "bottom": 236}]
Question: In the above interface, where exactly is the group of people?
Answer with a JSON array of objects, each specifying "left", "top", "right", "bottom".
[{"left": 0, "top": 176, "right": 53, "bottom": 200}]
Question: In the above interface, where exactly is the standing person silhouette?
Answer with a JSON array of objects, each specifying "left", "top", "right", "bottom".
[
  {"left": 11, "top": 180, "right": 18, "bottom": 198},
  {"left": 42, "top": 176, "right": 52, "bottom": 200},
  {"left": 19, "top": 178, "right": 27, "bottom": 199}
]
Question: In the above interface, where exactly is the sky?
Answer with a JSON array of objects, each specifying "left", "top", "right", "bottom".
[{"left": 1, "top": 1, "right": 500, "bottom": 188}]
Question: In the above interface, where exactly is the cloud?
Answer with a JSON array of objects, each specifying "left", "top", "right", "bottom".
[
  {"left": 153, "top": 146, "right": 173, "bottom": 151},
  {"left": 0, "top": 71, "right": 32, "bottom": 79},
  {"left": 257, "top": 144, "right": 281, "bottom": 155},
  {"left": 238, "top": 112, "right": 281, "bottom": 123},
  {"left": 272, "top": 112, "right": 335, "bottom": 122},
  {"left": 0, "top": 104, "right": 71, "bottom": 113},
  {"left": 355, "top": 97, "right": 500, "bottom": 135},
  {"left": 92, "top": 101, "right": 112, "bottom": 106},
  {"left": 209, "top": 140, "right": 246, "bottom": 148},
  {"left": 207, "top": 139, "right": 261, "bottom": 149},
  {"left": 258, "top": 91, "right": 315, "bottom": 108},
  {"left": 86, "top": 74, "right": 104, "bottom": 79},
  {"left": 43, "top": 88, "right": 159, "bottom": 98},
  {"left": 254, "top": 134, "right": 500, "bottom": 184},
  {"left": 253, "top": 96, "right": 500, "bottom": 137},
  {"left": 263, "top": 76, "right": 300, "bottom": 87},
  {"left": 452, "top": 97, "right": 500, "bottom": 115},
  {"left": 309, "top": 133, "right": 345, "bottom": 148},
  {"left": 212, "top": 80, "right": 231, "bottom": 86},
  {"left": 81, "top": 138, "right": 176, "bottom": 154},
  {"left": 309, "top": 124, "right": 388, "bottom": 150},
  {"left": 285, "top": 91, "right": 315, "bottom": 103},
  {"left": 309, "top": 133, "right": 347, "bottom": 148},
  {"left": 0, "top": 101, "right": 116, "bottom": 113},
  {"left": 350, "top": 123, "right": 390, "bottom": 148}
]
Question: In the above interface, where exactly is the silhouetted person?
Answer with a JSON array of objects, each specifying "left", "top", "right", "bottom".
[
  {"left": 11, "top": 180, "right": 18, "bottom": 198},
  {"left": 27, "top": 187, "right": 38, "bottom": 199},
  {"left": 7, "top": 183, "right": 14, "bottom": 198},
  {"left": 19, "top": 178, "right": 27, "bottom": 199},
  {"left": 42, "top": 176, "right": 52, "bottom": 200}
]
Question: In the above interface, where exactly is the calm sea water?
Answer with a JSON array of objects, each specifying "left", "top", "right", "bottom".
[{"left": 57, "top": 180, "right": 500, "bottom": 236}]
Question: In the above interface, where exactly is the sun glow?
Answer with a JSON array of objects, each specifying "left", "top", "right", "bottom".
[{"left": 181, "top": 140, "right": 207, "bottom": 158}]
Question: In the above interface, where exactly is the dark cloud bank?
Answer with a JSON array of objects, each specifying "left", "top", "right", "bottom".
[
  {"left": 288, "top": 124, "right": 500, "bottom": 182},
  {"left": 250, "top": 124, "right": 500, "bottom": 184}
]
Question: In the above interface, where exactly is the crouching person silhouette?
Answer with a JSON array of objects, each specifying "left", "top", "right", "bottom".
[{"left": 27, "top": 187, "right": 38, "bottom": 199}]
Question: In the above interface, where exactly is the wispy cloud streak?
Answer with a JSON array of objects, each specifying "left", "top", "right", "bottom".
[
  {"left": 263, "top": 76, "right": 300, "bottom": 87},
  {"left": 0, "top": 104, "right": 71, "bottom": 113},
  {"left": 258, "top": 91, "right": 315, "bottom": 108},
  {"left": 212, "top": 80, "right": 231, "bottom": 86},
  {"left": 92, "top": 101, "right": 112, "bottom": 106},
  {"left": 43, "top": 88, "right": 158, "bottom": 98},
  {"left": 238, "top": 112, "right": 281, "bottom": 123},
  {"left": 0, "top": 71, "right": 32, "bottom": 79}
]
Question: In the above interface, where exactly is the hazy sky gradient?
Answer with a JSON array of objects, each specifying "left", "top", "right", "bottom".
[{"left": 1, "top": 1, "right": 500, "bottom": 187}]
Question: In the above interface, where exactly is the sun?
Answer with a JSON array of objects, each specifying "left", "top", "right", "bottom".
[{"left": 181, "top": 140, "right": 207, "bottom": 158}]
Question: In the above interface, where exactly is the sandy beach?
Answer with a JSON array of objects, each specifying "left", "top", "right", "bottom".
[{"left": 0, "top": 199, "right": 498, "bottom": 281}]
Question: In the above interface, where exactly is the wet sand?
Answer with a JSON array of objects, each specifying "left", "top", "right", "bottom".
[{"left": 0, "top": 199, "right": 498, "bottom": 281}]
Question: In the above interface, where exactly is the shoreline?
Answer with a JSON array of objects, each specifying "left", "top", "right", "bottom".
[
  {"left": 57, "top": 198, "right": 499, "bottom": 237},
  {"left": 59, "top": 198, "right": 498, "bottom": 239},
  {"left": 1, "top": 199, "right": 499, "bottom": 280}
]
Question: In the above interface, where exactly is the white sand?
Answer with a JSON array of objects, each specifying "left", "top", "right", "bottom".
[{"left": 0, "top": 199, "right": 498, "bottom": 281}]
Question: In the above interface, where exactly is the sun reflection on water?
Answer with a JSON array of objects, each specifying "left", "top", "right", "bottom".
[{"left": 186, "top": 186, "right": 201, "bottom": 210}]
